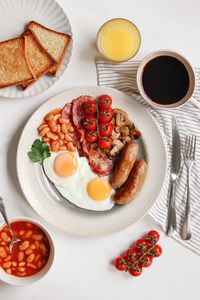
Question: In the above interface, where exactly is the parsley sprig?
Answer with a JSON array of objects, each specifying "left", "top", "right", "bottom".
[{"left": 28, "top": 139, "right": 51, "bottom": 164}]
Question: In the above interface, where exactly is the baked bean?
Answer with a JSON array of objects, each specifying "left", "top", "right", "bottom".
[
  {"left": 27, "top": 263, "right": 37, "bottom": 269},
  {"left": 5, "top": 255, "right": 11, "bottom": 262},
  {"left": 19, "top": 241, "right": 29, "bottom": 251},
  {"left": 3, "top": 261, "right": 11, "bottom": 268},
  {"left": 0, "top": 247, "right": 7, "bottom": 258},
  {"left": 25, "top": 249, "right": 33, "bottom": 255},
  {"left": 1, "top": 232, "right": 11, "bottom": 243},
  {"left": 26, "top": 223, "right": 32, "bottom": 228},
  {"left": 35, "top": 241, "right": 40, "bottom": 250},
  {"left": 44, "top": 113, "right": 54, "bottom": 121},
  {"left": 12, "top": 261, "right": 17, "bottom": 267},
  {"left": 19, "top": 230, "right": 25, "bottom": 236},
  {"left": 37, "top": 261, "right": 42, "bottom": 268},
  {"left": 40, "top": 244, "right": 47, "bottom": 253},
  {"left": 64, "top": 133, "right": 72, "bottom": 142},
  {"left": 51, "top": 140, "right": 60, "bottom": 152},
  {"left": 43, "top": 137, "right": 50, "bottom": 142},
  {"left": 59, "top": 140, "right": 64, "bottom": 146},
  {"left": 0, "top": 241, "right": 6, "bottom": 246},
  {"left": 46, "top": 132, "right": 58, "bottom": 141},
  {"left": 67, "top": 142, "right": 76, "bottom": 152},
  {"left": 18, "top": 251, "right": 24, "bottom": 262},
  {"left": 29, "top": 244, "right": 36, "bottom": 250},
  {"left": 48, "top": 120, "right": 56, "bottom": 128},
  {"left": 59, "top": 146, "right": 67, "bottom": 151},
  {"left": 18, "top": 262, "right": 26, "bottom": 267},
  {"left": 50, "top": 108, "right": 62, "bottom": 115},
  {"left": 27, "top": 254, "right": 35, "bottom": 263},
  {"left": 25, "top": 230, "right": 33, "bottom": 239},
  {"left": 56, "top": 124, "right": 61, "bottom": 133},
  {"left": 59, "top": 117, "right": 70, "bottom": 125},
  {"left": 40, "top": 127, "right": 50, "bottom": 137},
  {"left": 59, "top": 132, "right": 65, "bottom": 140},
  {"left": 18, "top": 267, "right": 26, "bottom": 272},
  {"left": 31, "top": 234, "right": 43, "bottom": 241},
  {"left": 54, "top": 114, "right": 61, "bottom": 121},
  {"left": 68, "top": 125, "right": 74, "bottom": 133},
  {"left": 61, "top": 123, "right": 68, "bottom": 133},
  {"left": 6, "top": 268, "right": 12, "bottom": 274},
  {"left": 35, "top": 254, "right": 41, "bottom": 262},
  {"left": 38, "top": 124, "right": 48, "bottom": 132},
  {"left": 17, "top": 272, "right": 26, "bottom": 277},
  {"left": 51, "top": 126, "right": 57, "bottom": 133}
]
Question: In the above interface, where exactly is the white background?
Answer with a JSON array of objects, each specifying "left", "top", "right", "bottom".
[{"left": 1, "top": 0, "right": 200, "bottom": 299}]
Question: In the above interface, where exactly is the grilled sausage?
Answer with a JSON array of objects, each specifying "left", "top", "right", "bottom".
[
  {"left": 111, "top": 141, "right": 138, "bottom": 189},
  {"left": 113, "top": 160, "right": 148, "bottom": 204}
]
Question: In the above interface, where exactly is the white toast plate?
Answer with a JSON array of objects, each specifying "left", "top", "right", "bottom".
[
  {"left": 0, "top": 0, "right": 72, "bottom": 98},
  {"left": 17, "top": 86, "right": 167, "bottom": 236}
]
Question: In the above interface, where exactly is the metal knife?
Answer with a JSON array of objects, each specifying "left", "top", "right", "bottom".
[{"left": 166, "top": 116, "right": 181, "bottom": 236}]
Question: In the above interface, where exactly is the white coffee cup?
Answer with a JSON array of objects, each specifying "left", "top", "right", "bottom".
[{"left": 137, "top": 50, "right": 200, "bottom": 109}]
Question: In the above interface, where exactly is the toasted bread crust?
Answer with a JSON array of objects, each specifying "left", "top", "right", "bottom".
[
  {"left": 28, "top": 21, "right": 71, "bottom": 76},
  {"left": 20, "top": 31, "right": 56, "bottom": 89},
  {"left": 0, "top": 37, "right": 35, "bottom": 88}
]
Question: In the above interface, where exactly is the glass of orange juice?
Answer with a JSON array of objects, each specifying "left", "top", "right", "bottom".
[{"left": 96, "top": 18, "right": 141, "bottom": 62}]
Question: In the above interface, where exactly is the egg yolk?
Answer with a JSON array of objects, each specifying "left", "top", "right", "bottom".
[
  {"left": 87, "top": 178, "right": 111, "bottom": 201},
  {"left": 54, "top": 152, "right": 78, "bottom": 177}
]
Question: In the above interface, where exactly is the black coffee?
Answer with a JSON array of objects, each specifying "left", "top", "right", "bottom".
[{"left": 142, "top": 56, "right": 190, "bottom": 105}]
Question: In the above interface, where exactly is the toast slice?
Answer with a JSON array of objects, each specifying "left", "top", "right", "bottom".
[
  {"left": 20, "top": 31, "right": 56, "bottom": 89},
  {"left": 28, "top": 21, "right": 71, "bottom": 76},
  {"left": 0, "top": 37, "right": 35, "bottom": 88}
]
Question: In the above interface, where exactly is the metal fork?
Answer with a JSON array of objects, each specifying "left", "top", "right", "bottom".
[{"left": 181, "top": 135, "right": 197, "bottom": 240}]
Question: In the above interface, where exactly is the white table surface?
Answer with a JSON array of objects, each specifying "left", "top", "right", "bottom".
[{"left": 1, "top": 0, "right": 200, "bottom": 299}]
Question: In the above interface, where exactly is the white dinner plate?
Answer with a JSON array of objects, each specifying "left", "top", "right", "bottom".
[
  {"left": 0, "top": 0, "right": 72, "bottom": 98},
  {"left": 17, "top": 86, "right": 167, "bottom": 236}
]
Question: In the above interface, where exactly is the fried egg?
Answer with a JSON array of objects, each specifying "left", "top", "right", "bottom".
[{"left": 43, "top": 151, "right": 114, "bottom": 211}]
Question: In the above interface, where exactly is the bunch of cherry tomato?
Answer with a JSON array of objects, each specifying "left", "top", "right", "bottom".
[
  {"left": 82, "top": 95, "right": 113, "bottom": 150},
  {"left": 114, "top": 230, "right": 162, "bottom": 277}
]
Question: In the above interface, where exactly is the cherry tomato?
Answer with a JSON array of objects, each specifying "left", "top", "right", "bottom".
[
  {"left": 98, "top": 108, "right": 113, "bottom": 123},
  {"left": 98, "top": 95, "right": 112, "bottom": 109},
  {"left": 124, "top": 248, "right": 138, "bottom": 261},
  {"left": 85, "top": 131, "right": 98, "bottom": 143},
  {"left": 99, "top": 123, "right": 113, "bottom": 136},
  {"left": 129, "top": 266, "right": 143, "bottom": 277},
  {"left": 146, "top": 230, "right": 160, "bottom": 243},
  {"left": 142, "top": 254, "right": 153, "bottom": 268},
  {"left": 135, "top": 238, "right": 148, "bottom": 251},
  {"left": 82, "top": 116, "right": 97, "bottom": 130},
  {"left": 98, "top": 136, "right": 112, "bottom": 150},
  {"left": 115, "top": 256, "right": 127, "bottom": 271},
  {"left": 151, "top": 245, "right": 162, "bottom": 257},
  {"left": 83, "top": 100, "right": 97, "bottom": 115}
]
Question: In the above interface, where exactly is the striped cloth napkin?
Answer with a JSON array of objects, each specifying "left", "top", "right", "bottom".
[{"left": 96, "top": 57, "right": 200, "bottom": 255}]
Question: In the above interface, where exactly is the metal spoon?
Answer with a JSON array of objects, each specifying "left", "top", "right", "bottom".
[{"left": 0, "top": 197, "right": 21, "bottom": 253}]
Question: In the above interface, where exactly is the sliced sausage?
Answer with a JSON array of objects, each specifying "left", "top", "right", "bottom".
[
  {"left": 111, "top": 141, "right": 138, "bottom": 189},
  {"left": 113, "top": 160, "right": 148, "bottom": 204}
]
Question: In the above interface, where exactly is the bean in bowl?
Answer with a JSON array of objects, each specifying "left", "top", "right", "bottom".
[{"left": 0, "top": 221, "right": 50, "bottom": 277}]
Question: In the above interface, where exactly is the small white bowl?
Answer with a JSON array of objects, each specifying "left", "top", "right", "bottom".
[{"left": 0, "top": 217, "right": 55, "bottom": 286}]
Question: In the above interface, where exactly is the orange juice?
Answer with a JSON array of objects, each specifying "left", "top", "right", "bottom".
[{"left": 97, "top": 19, "right": 141, "bottom": 62}]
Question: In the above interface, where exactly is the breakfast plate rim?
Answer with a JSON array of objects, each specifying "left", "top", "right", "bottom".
[{"left": 16, "top": 86, "right": 168, "bottom": 236}]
